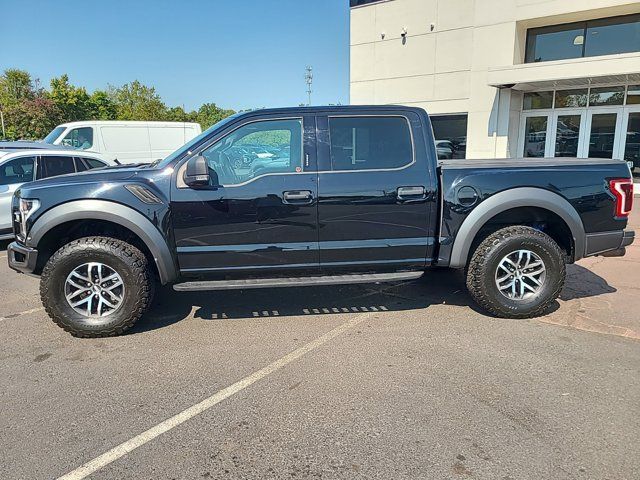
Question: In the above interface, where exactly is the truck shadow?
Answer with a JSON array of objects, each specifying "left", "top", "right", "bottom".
[{"left": 132, "top": 264, "right": 616, "bottom": 334}]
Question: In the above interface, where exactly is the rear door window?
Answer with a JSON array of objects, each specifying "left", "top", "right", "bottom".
[
  {"left": 81, "top": 157, "right": 107, "bottom": 170},
  {"left": 0, "top": 156, "right": 36, "bottom": 185},
  {"left": 328, "top": 117, "right": 413, "bottom": 170},
  {"left": 41, "top": 155, "right": 76, "bottom": 178}
]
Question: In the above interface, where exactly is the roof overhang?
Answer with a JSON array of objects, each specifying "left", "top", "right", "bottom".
[{"left": 487, "top": 52, "right": 640, "bottom": 91}]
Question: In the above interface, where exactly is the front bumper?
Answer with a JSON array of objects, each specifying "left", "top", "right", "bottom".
[
  {"left": 7, "top": 242, "right": 38, "bottom": 274},
  {"left": 584, "top": 230, "right": 635, "bottom": 257}
]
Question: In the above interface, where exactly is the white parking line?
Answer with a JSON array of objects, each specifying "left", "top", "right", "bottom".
[
  {"left": 0, "top": 306, "right": 45, "bottom": 321},
  {"left": 57, "top": 312, "right": 373, "bottom": 480}
]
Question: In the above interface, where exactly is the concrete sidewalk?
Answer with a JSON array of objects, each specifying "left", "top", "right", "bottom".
[{"left": 541, "top": 201, "right": 640, "bottom": 340}]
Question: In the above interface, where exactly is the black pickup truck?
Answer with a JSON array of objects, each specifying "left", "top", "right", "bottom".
[{"left": 7, "top": 106, "right": 635, "bottom": 337}]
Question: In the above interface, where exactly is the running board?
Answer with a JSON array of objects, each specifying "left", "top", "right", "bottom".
[{"left": 173, "top": 271, "right": 423, "bottom": 292}]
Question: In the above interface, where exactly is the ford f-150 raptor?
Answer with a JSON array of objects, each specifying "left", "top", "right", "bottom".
[{"left": 6, "top": 106, "right": 635, "bottom": 337}]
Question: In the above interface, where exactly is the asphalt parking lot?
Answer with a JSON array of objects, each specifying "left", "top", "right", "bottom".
[{"left": 1, "top": 212, "right": 639, "bottom": 480}]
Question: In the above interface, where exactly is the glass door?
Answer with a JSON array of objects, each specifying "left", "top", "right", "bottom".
[
  {"left": 621, "top": 106, "right": 640, "bottom": 172},
  {"left": 519, "top": 112, "right": 552, "bottom": 158},
  {"left": 584, "top": 108, "right": 623, "bottom": 159},
  {"left": 549, "top": 110, "right": 586, "bottom": 158}
]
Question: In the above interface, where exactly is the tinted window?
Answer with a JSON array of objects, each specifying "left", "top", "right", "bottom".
[
  {"left": 525, "top": 23, "right": 584, "bottom": 63},
  {"left": 350, "top": 0, "right": 381, "bottom": 6},
  {"left": 74, "top": 157, "right": 88, "bottom": 172},
  {"left": 431, "top": 115, "right": 467, "bottom": 159},
  {"left": 589, "top": 86, "right": 625, "bottom": 106},
  {"left": 523, "top": 116, "right": 548, "bottom": 158},
  {"left": 61, "top": 127, "right": 93, "bottom": 150},
  {"left": 0, "top": 156, "right": 35, "bottom": 185},
  {"left": 555, "top": 89, "right": 588, "bottom": 108},
  {"left": 328, "top": 117, "right": 412, "bottom": 171},
  {"left": 523, "top": 91, "right": 553, "bottom": 110},
  {"left": 585, "top": 15, "right": 640, "bottom": 57},
  {"left": 200, "top": 119, "right": 302, "bottom": 186},
  {"left": 41, "top": 156, "right": 75, "bottom": 177},
  {"left": 83, "top": 158, "right": 107, "bottom": 169},
  {"left": 525, "top": 14, "right": 640, "bottom": 63}
]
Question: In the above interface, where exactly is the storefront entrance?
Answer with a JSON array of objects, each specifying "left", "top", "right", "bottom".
[{"left": 518, "top": 85, "right": 640, "bottom": 172}]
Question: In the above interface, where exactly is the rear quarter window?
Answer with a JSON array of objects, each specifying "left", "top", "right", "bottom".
[{"left": 328, "top": 116, "right": 413, "bottom": 171}]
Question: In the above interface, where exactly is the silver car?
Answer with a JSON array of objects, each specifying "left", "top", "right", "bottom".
[{"left": 0, "top": 149, "right": 112, "bottom": 240}]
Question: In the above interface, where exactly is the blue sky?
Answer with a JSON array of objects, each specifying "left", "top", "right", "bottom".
[{"left": 0, "top": 0, "right": 350, "bottom": 111}]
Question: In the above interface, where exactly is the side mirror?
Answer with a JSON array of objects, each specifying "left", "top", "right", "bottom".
[{"left": 184, "top": 154, "right": 210, "bottom": 188}]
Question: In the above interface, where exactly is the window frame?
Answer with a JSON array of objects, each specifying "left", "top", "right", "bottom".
[
  {"left": 177, "top": 116, "right": 307, "bottom": 189},
  {"left": 324, "top": 114, "right": 416, "bottom": 174},
  {"left": 61, "top": 127, "right": 94, "bottom": 150},
  {"left": 39, "top": 154, "right": 77, "bottom": 178},
  {"left": 525, "top": 13, "right": 640, "bottom": 64},
  {"left": 0, "top": 155, "right": 37, "bottom": 186}
]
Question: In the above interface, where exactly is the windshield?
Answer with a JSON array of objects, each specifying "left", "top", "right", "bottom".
[
  {"left": 149, "top": 113, "right": 244, "bottom": 169},
  {"left": 43, "top": 126, "right": 67, "bottom": 144}
]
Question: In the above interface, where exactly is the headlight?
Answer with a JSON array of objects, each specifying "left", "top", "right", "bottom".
[{"left": 18, "top": 198, "right": 40, "bottom": 239}]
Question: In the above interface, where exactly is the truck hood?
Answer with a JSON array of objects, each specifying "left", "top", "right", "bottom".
[{"left": 16, "top": 165, "right": 148, "bottom": 196}]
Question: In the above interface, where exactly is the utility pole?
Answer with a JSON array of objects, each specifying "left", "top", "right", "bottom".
[
  {"left": 304, "top": 66, "right": 313, "bottom": 106},
  {"left": 0, "top": 108, "right": 5, "bottom": 139}
]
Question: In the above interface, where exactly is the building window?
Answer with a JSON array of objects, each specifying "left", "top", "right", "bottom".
[
  {"left": 350, "top": 0, "right": 384, "bottom": 6},
  {"left": 525, "top": 13, "right": 640, "bottom": 63},
  {"left": 431, "top": 115, "right": 467, "bottom": 159},
  {"left": 523, "top": 91, "right": 553, "bottom": 110}
]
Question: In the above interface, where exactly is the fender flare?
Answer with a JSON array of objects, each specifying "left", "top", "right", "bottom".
[
  {"left": 28, "top": 199, "right": 178, "bottom": 284},
  {"left": 448, "top": 187, "right": 586, "bottom": 268}
]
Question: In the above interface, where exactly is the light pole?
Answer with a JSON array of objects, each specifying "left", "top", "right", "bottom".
[{"left": 304, "top": 66, "right": 313, "bottom": 106}]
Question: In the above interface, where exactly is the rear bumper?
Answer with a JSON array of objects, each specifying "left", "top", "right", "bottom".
[
  {"left": 584, "top": 230, "right": 634, "bottom": 257},
  {"left": 7, "top": 242, "right": 38, "bottom": 274}
]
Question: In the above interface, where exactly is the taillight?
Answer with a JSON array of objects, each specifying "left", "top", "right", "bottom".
[{"left": 609, "top": 178, "right": 634, "bottom": 218}]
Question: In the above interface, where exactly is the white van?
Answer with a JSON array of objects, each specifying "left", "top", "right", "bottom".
[{"left": 42, "top": 121, "right": 202, "bottom": 164}]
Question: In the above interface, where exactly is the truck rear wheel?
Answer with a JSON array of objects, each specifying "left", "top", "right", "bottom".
[
  {"left": 40, "top": 237, "right": 153, "bottom": 337},
  {"left": 466, "top": 226, "right": 566, "bottom": 318}
]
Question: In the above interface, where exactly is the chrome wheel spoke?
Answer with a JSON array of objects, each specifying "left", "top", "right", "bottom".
[
  {"left": 65, "top": 263, "right": 125, "bottom": 318},
  {"left": 495, "top": 249, "right": 546, "bottom": 300}
]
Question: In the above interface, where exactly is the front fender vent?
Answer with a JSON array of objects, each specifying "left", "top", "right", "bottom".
[{"left": 124, "top": 185, "right": 163, "bottom": 205}]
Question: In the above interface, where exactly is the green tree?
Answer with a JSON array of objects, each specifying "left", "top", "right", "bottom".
[
  {"left": 196, "top": 102, "right": 235, "bottom": 130},
  {"left": 166, "top": 105, "right": 198, "bottom": 123},
  {"left": 109, "top": 80, "right": 168, "bottom": 121},
  {"left": 49, "top": 74, "right": 93, "bottom": 122},
  {"left": 0, "top": 69, "right": 35, "bottom": 107},
  {"left": 89, "top": 90, "right": 117, "bottom": 120},
  {"left": 4, "top": 97, "right": 63, "bottom": 140}
]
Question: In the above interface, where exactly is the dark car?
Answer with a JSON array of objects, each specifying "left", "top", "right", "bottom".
[{"left": 6, "top": 106, "right": 635, "bottom": 337}]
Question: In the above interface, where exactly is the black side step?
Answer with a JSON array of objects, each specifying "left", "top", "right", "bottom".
[{"left": 173, "top": 271, "right": 423, "bottom": 292}]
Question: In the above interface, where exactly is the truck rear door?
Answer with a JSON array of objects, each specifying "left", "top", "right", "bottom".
[{"left": 315, "top": 110, "right": 438, "bottom": 272}]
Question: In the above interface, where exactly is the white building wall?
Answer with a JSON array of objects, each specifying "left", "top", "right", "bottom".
[{"left": 350, "top": 0, "right": 640, "bottom": 158}]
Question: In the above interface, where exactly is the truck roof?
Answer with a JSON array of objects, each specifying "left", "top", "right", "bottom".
[{"left": 237, "top": 105, "right": 426, "bottom": 116}]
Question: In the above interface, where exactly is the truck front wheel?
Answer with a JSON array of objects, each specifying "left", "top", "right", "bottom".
[
  {"left": 466, "top": 226, "right": 566, "bottom": 318},
  {"left": 40, "top": 237, "right": 154, "bottom": 337}
]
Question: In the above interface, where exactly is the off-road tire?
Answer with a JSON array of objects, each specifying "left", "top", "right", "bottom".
[
  {"left": 40, "top": 236, "right": 153, "bottom": 337},
  {"left": 466, "top": 226, "right": 566, "bottom": 318}
]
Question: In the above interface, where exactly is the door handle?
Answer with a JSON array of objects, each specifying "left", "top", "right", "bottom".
[
  {"left": 283, "top": 190, "right": 313, "bottom": 204},
  {"left": 397, "top": 186, "right": 426, "bottom": 201}
]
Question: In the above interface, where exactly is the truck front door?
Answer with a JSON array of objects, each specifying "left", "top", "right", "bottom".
[
  {"left": 315, "top": 111, "right": 437, "bottom": 272},
  {"left": 171, "top": 115, "right": 319, "bottom": 277}
]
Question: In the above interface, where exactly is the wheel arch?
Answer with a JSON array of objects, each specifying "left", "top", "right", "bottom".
[
  {"left": 28, "top": 200, "right": 178, "bottom": 284},
  {"left": 448, "top": 187, "right": 585, "bottom": 268}
]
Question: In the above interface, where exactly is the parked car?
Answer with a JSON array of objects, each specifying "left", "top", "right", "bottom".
[
  {"left": 42, "top": 120, "right": 202, "bottom": 164},
  {"left": 0, "top": 149, "right": 112, "bottom": 240},
  {"left": 6, "top": 106, "right": 634, "bottom": 337}
]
